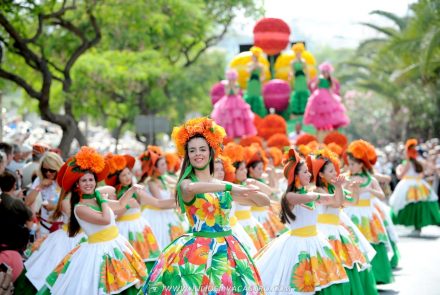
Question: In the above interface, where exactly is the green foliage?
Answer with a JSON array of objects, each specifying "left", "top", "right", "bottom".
[{"left": 338, "top": 0, "right": 440, "bottom": 143}]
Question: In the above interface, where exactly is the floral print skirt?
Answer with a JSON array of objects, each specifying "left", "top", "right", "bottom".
[
  {"left": 42, "top": 235, "right": 147, "bottom": 294},
  {"left": 143, "top": 233, "right": 264, "bottom": 294},
  {"left": 254, "top": 231, "right": 348, "bottom": 294}
]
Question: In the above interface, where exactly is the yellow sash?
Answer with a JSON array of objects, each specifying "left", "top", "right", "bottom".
[
  {"left": 235, "top": 210, "right": 252, "bottom": 220},
  {"left": 289, "top": 225, "right": 317, "bottom": 237},
  {"left": 62, "top": 224, "right": 68, "bottom": 232},
  {"left": 88, "top": 226, "right": 119, "bottom": 243},
  {"left": 356, "top": 199, "right": 371, "bottom": 207},
  {"left": 250, "top": 206, "right": 267, "bottom": 212},
  {"left": 141, "top": 205, "right": 162, "bottom": 211},
  {"left": 230, "top": 216, "right": 238, "bottom": 226},
  {"left": 317, "top": 214, "right": 340, "bottom": 225},
  {"left": 403, "top": 176, "right": 422, "bottom": 180},
  {"left": 117, "top": 212, "right": 141, "bottom": 222}
]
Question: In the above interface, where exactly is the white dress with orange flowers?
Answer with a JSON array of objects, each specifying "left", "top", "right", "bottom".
[
  {"left": 389, "top": 163, "right": 439, "bottom": 216},
  {"left": 141, "top": 188, "right": 185, "bottom": 250},
  {"left": 40, "top": 205, "right": 147, "bottom": 294},
  {"left": 230, "top": 202, "right": 258, "bottom": 256},
  {"left": 25, "top": 214, "right": 87, "bottom": 290},
  {"left": 254, "top": 201, "right": 349, "bottom": 294},
  {"left": 116, "top": 207, "right": 161, "bottom": 262},
  {"left": 235, "top": 203, "right": 271, "bottom": 251},
  {"left": 316, "top": 205, "right": 370, "bottom": 271}
]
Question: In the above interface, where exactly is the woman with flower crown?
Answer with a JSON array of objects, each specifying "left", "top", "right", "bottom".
[
  {"left": 389, "top": 139, "right": 440, "bottom": 235},
  {"left": 143, "top": 117, "right": 269, "bottom": 294},
  {"left": 104, "top": 153, "right": 173, "bottom": 271},
  {"left": 37, "top": 147, "right": 147, "bottom": 294},
  {"left": 308, "top": 149, "right": 378, "bottom": 295},
  {"left": 343, "top": 140, "right": 394, "bottom": 284},
  {"left": 139, "top": 146, "right": 186, "bottom": 250},
  {"left": 223, "top": 142, "right": 271, "bottom": 251},
  {"left": 213, "top": 155, "right": 259, "bottom": 256},
  {"left": 254, "top": 148, "right": 349, "bottom": 294},
  {"left": 244, "top": 143, "right": 288, "bottom": 239}
]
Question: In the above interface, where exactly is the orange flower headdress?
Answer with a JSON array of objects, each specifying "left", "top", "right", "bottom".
[
  {"left": 139, "top": 146, "right": 164, "bottom": 178},
  {"left": 244, "top": 143, "right": 268, "bottom": 170},
  {"left": 57, "top": 146, "right": 108, "bottom": 192},
  {"left": 104, "top": 153, "right": 136, "bottom": 186},
  {"left": 239, "top": 135, "right": 264, "bottom": 148},
  {"left": 171, "top": 117, "right": 226, "bottom": 157},
  {"left": 326, "top": 142, "right": 343, "bottom": 156},
  {"left": 267, "top": 133, "right": 290, "bottom": 150},
  {"left": 323, "top": 131, "right": 348, "bottom": 150},
  {"left": 345, "top": 140, "right": 373, "bottom": 170},
  {"left": 165, "top": 152, "right": 181, "bottom": 174},
  {"left": 257, "top": 114, "right": 287, "bottom": 140},
  {"left": 307, "top": 149, "right": 340, "bottom": 183},
  {"left": 295, "top": 133, "right": 317, "bottom": 146},
  {"left": 283, "top": 148, "right": 301, "bottom": 186},
  {"left": 216, "top": 155, "right": 236, "bottom": 182},
  {"left": 267, "top": 147, "right": 283, "bottom": 167},
  {"left": 223, "top": 142, "right": 245, "bottom": 164},
  {"left": 405, "top": 138, "right": 418, "bottom": 159}
]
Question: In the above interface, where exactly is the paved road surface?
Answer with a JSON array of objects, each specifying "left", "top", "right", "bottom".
[{"left": 378, "top": 225, "right": 440, "bottom": 295}]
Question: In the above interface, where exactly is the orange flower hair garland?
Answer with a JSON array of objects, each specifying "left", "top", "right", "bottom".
[{"left": 171, "top": 117, "right": 226, "bottom": 157}]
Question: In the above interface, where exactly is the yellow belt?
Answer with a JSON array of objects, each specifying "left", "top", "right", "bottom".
[
  {"left": 230, "top": 216, "right": 238, "bottom": 226},
  {"left": 403, "top": 176, "right": 422, "bottom": 180},
  {"left": 356, "top": 199, "right": 371, "bottom": 207},
  {"left": 117, "top": 212, "right": 141, "bottom": 222},
  {"left": 289, "top": 225, "right": 317, "bottom": 237},
  {"left": 88, "top": 226, "right": 119, "bottom": 243},
  {"left": 142, "top": 205, "right": 162, "bottom": 211},
  {"left": 235, "top": 210, "right": 252, "bottom": 220},
  {"left": 250, "top": 206, "right": 267, "bottom": 212},
  {"left": 317, "top": 214, "right": 340, "bottom": 225}
]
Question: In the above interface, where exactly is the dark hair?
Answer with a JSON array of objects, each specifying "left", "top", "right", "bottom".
[
  {"left": 175, "top": 134, "right": 215, "bottom": 204},
  {"left": 315, "top": 160, "right": 332, "bottom": 188},
  {"left": 0, "top": 142, "right": 13, "bottom": 156},
  {"left": 410, "top": 158, "right": 423, "bottom": 173},
  {"left": 280, "top": 161, "right": 304, "bottom": 224},
  {"left": 68, "top": 174, "right": 98, "bottom": 237},
  {"left": 247, "top": 160, "right": 262, "bottom": 178},
  {"left": 0, "top": 171, "right": 17, "bottom": 192}
]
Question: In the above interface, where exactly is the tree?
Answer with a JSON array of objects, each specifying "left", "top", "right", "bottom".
[
  {"left": 0, "top": 1, "right": 101, "bottom": 156},
  {"left": 339, "top": 0, "right": 440, "bottom": 142}
]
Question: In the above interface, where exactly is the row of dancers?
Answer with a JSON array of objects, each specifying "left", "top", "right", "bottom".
[{"left": 19, "top": 117, "right": 439, "bottom": 294}]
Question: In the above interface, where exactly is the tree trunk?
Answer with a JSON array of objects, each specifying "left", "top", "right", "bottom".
[{"left": 112, "top": 119, "right": 127, "bottom": 153}]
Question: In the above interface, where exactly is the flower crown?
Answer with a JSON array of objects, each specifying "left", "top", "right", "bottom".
[
  {"left": 223, "top": 142, "right": 245, "bottom": 164},
  {"left": 70, "top": 146, "right": 106, "bottom": 174},
  {"left": 171, "top": 117, "right": 226, "bottom": 157},
  {"left": 217, "top": 155, "right": 236, "bottom": 182},
  {"left": 315, "top": 148, "right": 340, "bottom": 175},
  {"left": 283, "top": 148, "right": 301, "bottom": 185}
]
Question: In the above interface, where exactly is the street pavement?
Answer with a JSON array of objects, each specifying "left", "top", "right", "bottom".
[{"left": 378, "top": 225, "right": 440, "bottom": 295}]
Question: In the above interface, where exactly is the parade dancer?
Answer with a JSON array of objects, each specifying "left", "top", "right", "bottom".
[
  {"left": 143, "top": 117, "right": 269, "bottom": 294},
  {"left": 254, "top": 149, "right": 349, "bottom": 294},
  {"left": 390, "top": 139, "right": 440, "bottom": 235},
  {"left": 38, "top": 147, "right": 147, "bottom": 294}
]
